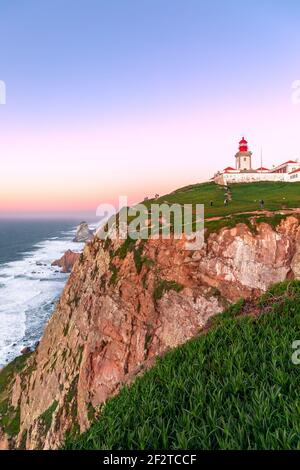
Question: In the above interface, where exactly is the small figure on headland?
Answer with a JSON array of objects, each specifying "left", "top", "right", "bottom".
[
  {"left": 259, "top": 199, "right": 265, "bottom": 210},
  {"left": 210, "top": 200, "right": 213, "bottom": 207},
  {"left": 226, "top": 189, "right": 232, "bottom": 201}
]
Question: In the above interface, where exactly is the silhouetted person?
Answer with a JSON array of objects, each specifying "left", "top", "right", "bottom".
[
  {"left": 210, "top": 200, "right": 213, "bottom": 207},
  {"left": 260, "top": 199, "right": 265, "bottom": 209}
]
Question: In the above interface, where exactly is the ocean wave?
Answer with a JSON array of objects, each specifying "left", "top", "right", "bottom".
[{"left": 0, "top": 228, "right": 83, "bottom": 367}]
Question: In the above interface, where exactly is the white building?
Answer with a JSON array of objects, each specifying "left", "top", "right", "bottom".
[{"left": 213, "top": 138, "right": 300, "bottom": 185}]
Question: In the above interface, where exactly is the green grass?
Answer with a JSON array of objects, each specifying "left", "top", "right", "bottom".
[
  {"left": 119, "top": 181, "right": 300, "bottom": 239},
  {"left": 0, "top": 354, "right": 29, "bottom": 395},
  {"left": 145, "top": 181, "right": 300, "bottom": 219},
  {"left": 114, "top": 237, "right": 136, "bottom": 260},
  {"left": 153, "top": 279, "right": 184, "bottom": 303},
  {"left": 64, "top": 281, "right": 300, "bottom": 450},
  {"left": 99, "top": 182, "right": 300, "bottom": 244},
  {"left": 109, "top": 262, "right": 119, "bottom": 286},
  {"left": 0, "top": 354, "right": 31, "bottom": 437},
  {"left": 40, "top": 400, "right": 58, "bottom": 433},
  {"left": 205, "top": 213, "right": 258, "bottom": 238}
]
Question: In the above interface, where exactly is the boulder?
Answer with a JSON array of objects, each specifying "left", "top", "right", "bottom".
[{"left": 21, "top": 347, "right": 31, "bottom": 355}]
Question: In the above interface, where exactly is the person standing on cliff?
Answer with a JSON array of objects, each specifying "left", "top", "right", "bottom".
[{"left": 260, "top": 199, "right": 265, "bottom": 210}]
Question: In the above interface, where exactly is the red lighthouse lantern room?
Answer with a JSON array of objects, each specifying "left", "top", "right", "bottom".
[{"left": 239, "top": 137, "right": 248, "bottom": 152}]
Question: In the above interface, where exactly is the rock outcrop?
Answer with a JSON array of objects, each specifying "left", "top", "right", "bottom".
[
  {"left": 73, "top": 222, "right": 94, "bottom": 243},
  {"left": 20, "top": 347, "right": 31, "bottom": 355},
  {"left": 52, "top": 250, "right": 81, "bottom": 273},
  {"left": 2, "top": 215, "right": 300, "bottom": 449}
]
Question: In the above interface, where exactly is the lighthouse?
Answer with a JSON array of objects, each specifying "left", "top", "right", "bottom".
[
  {"left": 235, "top": 137, "right": 253, "bottom": 171},
  {"left": 213, "top": 136, "right": 300, "bottom": 185}
]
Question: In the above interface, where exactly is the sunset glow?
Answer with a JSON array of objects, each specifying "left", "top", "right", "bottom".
[{"left": 1, "top": 0, "right": 300, "bottom": 216}]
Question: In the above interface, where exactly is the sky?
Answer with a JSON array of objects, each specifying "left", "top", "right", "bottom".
[{"left": 1, "top": 0, "right": 300, "bottom": 217}]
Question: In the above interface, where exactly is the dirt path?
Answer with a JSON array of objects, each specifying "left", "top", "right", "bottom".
[{"left": 205, "top": 208, "right": 300, "bottom": 223}]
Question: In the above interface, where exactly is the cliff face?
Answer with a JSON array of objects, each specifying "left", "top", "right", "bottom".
[{"left": 1, "top": 216, "right": 300, "bottom": 449}]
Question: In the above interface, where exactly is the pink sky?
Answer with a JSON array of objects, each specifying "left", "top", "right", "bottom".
[
  {"left": 1, "top": 96, "right": 300, "bottom": 217},
  {"left": 2, "top": 1, "right": 300, "bottom": 217},
  {"left": 3, "top": 1, "right": 300, "bottom": 217}
]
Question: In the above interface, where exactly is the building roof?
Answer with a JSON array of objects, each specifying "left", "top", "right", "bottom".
[
  {"left": 278, "top": 160, "right": 298, "bottom": 166},
  {"left": 256, "top": 167, "right": 270, "bottom": 171},
  {"left": 223, "top": 166, "right": 236, "bottom": 171},
  {"left": 239, "top": 137, "right": 248, "bottom": 144},
  {"left": 289, "top": 168, "right": 300, "bottom": 175}
]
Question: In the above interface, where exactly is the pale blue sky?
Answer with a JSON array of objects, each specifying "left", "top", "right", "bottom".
[{"left": 1, "top": 0, "right": 300, "bottom": 216}]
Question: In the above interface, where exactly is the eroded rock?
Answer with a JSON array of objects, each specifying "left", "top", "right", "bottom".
[
  {"left": 2, "top": 216, "right": 300, "bottom": 449},
  {"left": 52, "top": 250, "right": 80, "bottom": 273}
]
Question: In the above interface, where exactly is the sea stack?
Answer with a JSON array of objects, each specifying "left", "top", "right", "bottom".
[
  {"left": 73, "top": 222, "right": 94, "bottom": 243},
  {"left": 51, "top": 250, "right": 80, "bottom": 273}
]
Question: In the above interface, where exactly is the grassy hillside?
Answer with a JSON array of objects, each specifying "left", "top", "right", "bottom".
[
  {"left": 64, "top": 281, "right": 300, "bottom": 450},
  {"left": 106, "top": 182, "right": 300, "bottom": 239},
  {"left": 150, "top": 181, "right": 300, "bottom": 218}
]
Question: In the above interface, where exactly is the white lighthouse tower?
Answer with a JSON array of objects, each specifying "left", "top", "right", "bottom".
[{"left": 235, "top": 137, "right": 253, "bottom": 171}]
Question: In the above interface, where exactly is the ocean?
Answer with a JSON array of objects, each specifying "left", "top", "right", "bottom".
[{"left": 0, "top": 219, "right": 86, "bottom": 368}]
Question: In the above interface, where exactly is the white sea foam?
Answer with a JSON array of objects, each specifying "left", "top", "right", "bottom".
[{"left": 0, "top": 227, "right": 84, "bottom": 367}]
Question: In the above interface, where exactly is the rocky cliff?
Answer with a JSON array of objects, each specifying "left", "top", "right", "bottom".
[
  {"left": 1, "top": 215, "right": 300, "bottom": 449},
  {"left": 52, "top": 250, "right": 81, "bottom": 273}
]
